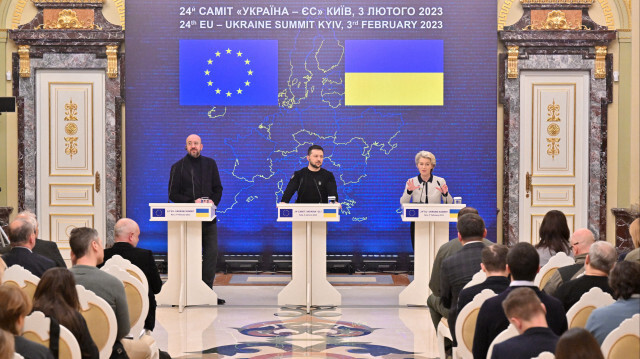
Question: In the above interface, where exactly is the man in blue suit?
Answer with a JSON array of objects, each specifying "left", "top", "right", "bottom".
[
  {"left": 491, "top": 287, "right": 559, "bottom": 359},
  {"left": 2, "top": 218, "right": 55, "bottom": 277}
]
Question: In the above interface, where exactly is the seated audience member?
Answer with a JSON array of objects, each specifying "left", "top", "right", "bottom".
[
  {"left": 585, "top": 261, "right": 640, "bottom": 344},
  {"left": 427, "top": 207, "right": 493, "bottom": 330},
  {"left": 536, "top": 210, "right": 573, "bottom": 266},
  {"left": 555, "top": 328, "right": 604, "bottom": 359},
  {"left": 623, "top": 218, "right": 639, "bottom": 262},
  {"left": 543, "top": 228, "right": 596, "bottom": 296},
  {"left": 68, "top": 227, "right": 154, "bottom": 359},
  {"left": 2, "top": 218, "right": 55, "bottom": 277},
  {"left": 15, "top": 211, "right": 65, "bottom": 268},
  {"left": 453, "top": 244, "right": 509, "bottom": 341},
  {"left": 554, "top": 241, "right": 616, "bottom": 311},
  {"left": 100, "top": 219, "right": 163, "bottom": 333},
  {"left": 472, "top": 242, "right": 567, "bottom": 359},
  {"left": 33, "top": 268, "right": 99, "bottom": 359},
  {"left": 0, "top": 257, "right": 6, "bottom": 279},
  {"left": 0, "top": 329, "right": 15, "bottom": 359},
  {"left": 0, "top": 285, "right": 54, "bottom": 359},
  {"left": 438, "top": 214, "right": 488, "bottom": 344},
  {"left": 491, "top": 287, "right": 559, "bottom": 359}
]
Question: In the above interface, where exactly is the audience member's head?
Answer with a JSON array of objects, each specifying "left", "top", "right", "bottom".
[
  {"left": 585, "top": 241, "right": 617, "bottom": 275},
  {"left": 501, "top": 287, "right": 547, "bottom": 334},
  {"left": 69, "top": 227, "right": 104, "bottom": 266},
  {"left": 457, "top": 213, "right": 486, "bottom": 242},
  {"left": 481, "top": 244, "right": 508, "bottom": 274},
  {"left": 608, "top": 261, "right": 640, "bottom": 300},
  {"left": 15, "top": 210, "right": 39, "bottom": 238},
  {"left": 507, "top": 242, "right": 540, "bottom": 281},
  {"left": 0, "top": 329, "right": 14, "bottom": 359},
  {"left": 33, "top": 268, "right": 84, "bottom": 335},
  {"left": 0, "top": 285, "right": 32, "bottom": 335},
  {"left": 570, "top": 228, "right": 596, "bottom": 256},
  {"left": 537, "top": 210, "right": 571, "bottom": 254},
  {"left": 113, "top": 218, "right": 141, "bottom": 247},
  {"left": 555, "top": 328, "right": 604, "bottom": 359},
  {"left": 630, "top": 218, "right": 639, "bottom": 249},
  {"left": 458, "top": 206, "right": 479, "bottom": 217},
  {"left": 7, "top": 218, "right": 36, "bottom": 248}
]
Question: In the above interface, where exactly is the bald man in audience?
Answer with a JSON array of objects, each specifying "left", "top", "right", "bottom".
[
  {"left": 2, "top": 218, "right": 55, "bottom": 277},
  {"left": 490, "top": 287, "right": 559, "bottom": 359},
  {"left": 543, "top": 228, "right": 596, "bottom": 296},
  {"left": 101, "top": 218, "right": 163, "bottom": 333},
  {"left": 554, "top": 241, "right": 616, "bottom": 311}
]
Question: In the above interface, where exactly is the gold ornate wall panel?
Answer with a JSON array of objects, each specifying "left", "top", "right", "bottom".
[
  {"left": 532, "top": 83, "right": 577, "bottom": 176},
  {"left": 49, "top": 82, "right": 94, "bottom": 177},
  {"left": 49, "top": 183, "right": 94, "bottom": 206},
  {"left": 49, "top": 213, "right": 93, "bottom": 249}
]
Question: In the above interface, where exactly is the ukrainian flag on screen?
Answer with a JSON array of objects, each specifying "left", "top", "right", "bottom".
[
  {"left": 196, "top": 208, "right": 210, "bottom": 218},
  {"left": 179, "top": 40, "right": 278, "bottom": 106},
  {"left": 345, "top": 40, "right": 443, "bottom": 106},
  {"left": 324, "top": 209, "right": 337, "bottom": 218}
]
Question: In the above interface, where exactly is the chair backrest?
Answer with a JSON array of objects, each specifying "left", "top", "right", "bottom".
[
  {"left": 534, "top": 252, "right": 574, "bottom": 289},
  {"left": 601, "top": 314, "right": 640, "bottom": 359},
  {"left": 455, "top": 289, "right": 496, "bottom": 359},
  {"left": 102, "top": 255, "right": 149, "bottom": 295},
  {"left": 23, "top": 311, "right": 82, "bottom": 359},
  {"left": 463, "top": 270, "right": 487, "bottom": 290},
  {"left": 76, "top": 285, "right": 117, "bottom": 359},
  {"left": 532, "top": 352, "right": 555, "bottom": 359},
  {"left": 101, "top": 265, "right": 149, "bottom": 338},
  {"left": 566, "top": 287, "right": 614, "bottom": 328},
  {"left": 1, "top": 265, "right": 40, "bottom": 299},
  {"left": 486, "top": 324, "right": 518, "bottom": 359}
]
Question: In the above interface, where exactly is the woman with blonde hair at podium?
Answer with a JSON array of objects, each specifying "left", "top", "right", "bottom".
[{"left": 400, "top": 150, "right": 453, "bottom": 249}]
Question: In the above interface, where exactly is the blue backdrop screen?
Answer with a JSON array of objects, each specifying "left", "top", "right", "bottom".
[{"left": 125, "top": 0, "right": 497, "bottom": 255}]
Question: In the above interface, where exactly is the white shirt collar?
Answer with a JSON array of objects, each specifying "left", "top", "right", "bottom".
[{"left": 510, "top": 280, "right": 536, "bottom": 287}]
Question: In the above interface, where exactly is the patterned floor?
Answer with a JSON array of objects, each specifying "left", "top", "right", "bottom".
[{"left": 152, "top": 286, "right": 438, "bottom": 359}]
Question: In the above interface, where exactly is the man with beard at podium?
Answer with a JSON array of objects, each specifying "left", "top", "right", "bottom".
[
  {"left": 281, "top": 145, "right": 338, "bottom": 204},
  {"left": 168, "top": 134, "right": 225, "bottom": 305}
]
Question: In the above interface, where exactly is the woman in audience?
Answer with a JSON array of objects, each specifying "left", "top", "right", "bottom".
[
  {"left": 585, "top": 261, "right": 640, "bottom": 344},
  {"left": 32, "top": 268, "right": 99, "bottom": 359},
  {"left": 536, "top": 210, "right": 572, "bottom": 266},
  {"left": 555, "top": 327, "right": 604, "bottom": 359},
  {"left": 623, "top": 218, "right": 639, "bottom": 262},
  {"left": 0, "top": 329, "right": 15, "bottom": 359},
  {"left": 0, "top": 285, "right": 53, "bottom": 359}
]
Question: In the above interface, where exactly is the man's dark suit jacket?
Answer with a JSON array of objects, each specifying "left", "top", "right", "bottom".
[
  {"left": 452, "top": 276, "right": 510, "bottom": 342},
  {"left": 2, "top": 246, "right": 55, "bottom": 277},
  {"left": 554, "top": 275, "right": 613, "bottom": 311},
  {"left": 491, "top": 327, "right": 559, "bottom": 359},
  {"left": 1, "top": 239, "right": 65, "bottom": 268},
  {"left": 472, "top": 285, "right": 568, "bottom": 359},
  {"left": 15, "top": 335, "right": 55, "bottom": 359},
  {"left": 440, "top": 241, "right": 486, "bottom": 344},
  {"left": 101, "top": 242, "right": 163, "bottom": 331}
]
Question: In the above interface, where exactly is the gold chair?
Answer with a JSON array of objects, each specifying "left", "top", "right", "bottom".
[
  {"left": 600, "top": 314, "right": 640, "bottom": 359},
  {"left": 534, "top": 252, "right": 574, "bottom": 289},
  {"left": 566, "top": 287, "right": 614, "bottom": 328},
  {"left": 76, "top": 285, "right": 118, "bottom": 359},
  {"left": 1, "top": 265, "right": 40, "bottom": 299},
  {"left": 486, "top": 324, "right": 518, "bottom": 359},
  {"left": 101, "top": 265, "right": 149, "bottom": 338},
  {"left": 102, "top": 255, "right": 149, "bottom": 296},
  {"left": 23, "top": 311, "right": 82, "bottom": 359},
  {"left": 454, "top": 289, "right": 496, "bottom": 359}
]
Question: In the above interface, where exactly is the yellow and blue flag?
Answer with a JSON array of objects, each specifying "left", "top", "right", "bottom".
[
  {"left": 345, "top": 40, "right": 443, "bottom": 106},
  {"left": 179, "top": 39, "right": 278, "bottom": 106},
  {"left": 450, "top": 208, "right": 460, "bottom": 219},
  {"left": 195, "top": 208, "right": 210, "bottom": 218},
  {"left": 324, "top": 209, "right": 338, "bottom": 218}
]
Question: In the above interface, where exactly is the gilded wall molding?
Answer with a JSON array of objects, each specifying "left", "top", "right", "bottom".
[
  {"left": 595, "top": 46, "right": 607, "bottom": 78},
  {"left": 113, "top": 0, "right": 124, "bottom": 30},
  {"left": 507, "top": 46, "right": 519, "bottom": 78},
  {"left": 498, "top": 0, "right": 516, "bottom": 31},
  {"left": 11, "top": 0, "right": 28, "bottom": 30},
  {"left": 499, "top": 0, "right": 618, "bottom": 30},
  {"left": 12, "top": 0, "right": 125, "bottom": 30},
  {"left": 18, "top": 44, "right": 30, "bottom": 77},
  {"left": 595, "top": 0, "right": 616, "bottom": 29},
  {"left": 106, "top": 45, "right": 118, "bottom": 78}
]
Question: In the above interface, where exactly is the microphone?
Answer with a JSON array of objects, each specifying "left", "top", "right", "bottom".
[
  {"left": 168, "top": 158, "right": 185, "bottom": 203},
  {"left": 314, "top": 179, "right": 322, "bottom": 203},
  {"left": 295, "top": 175, "right": 304, "bottom": 203}
]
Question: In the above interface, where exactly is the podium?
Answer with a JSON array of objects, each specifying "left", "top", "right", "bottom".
[
  {"left": 149, "top": 203, "right": 218, "bottom": 312},
  {"left": 277, "top": 203, "right": 341, "bottom": 312},
  {"left": 399, "top": 203, "right": 465, "bottom": 306}
]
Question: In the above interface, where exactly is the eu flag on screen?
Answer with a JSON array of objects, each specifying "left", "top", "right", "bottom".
[
  {"left": 180, "top": 40, "right": 278, "bottom": 106},
  {"left": 345, "top": 40, "right": 443, "bottom": 106}
]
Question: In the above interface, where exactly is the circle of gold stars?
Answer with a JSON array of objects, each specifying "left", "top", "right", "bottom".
[{"left": 204, "top": 48, "right": 253, "bottom": 98}]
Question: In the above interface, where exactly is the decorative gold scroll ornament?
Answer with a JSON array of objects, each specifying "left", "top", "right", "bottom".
[
  {"left": 106, "top": 45, "right": 118, "bottom": 78},
  {"left": 546, "top": 99, "right": 561, "bottom": 159},
  {"left": 525, "top": 10, "right": 586, "bottom": 30},
  {"left": 38, "top": 9, "right": 102, "bottom": 30},
  {"left": 64, "top": 99, "right": 79, "bottom": 159},
  {"left": 594, "top": 46, "right": 607, "bottom": 79},
  {"left": 18, "top": 45, "right": 30, "bottom": 78},
  {"left": 507, "top": 46, "right": 519, "bottom": 78}
]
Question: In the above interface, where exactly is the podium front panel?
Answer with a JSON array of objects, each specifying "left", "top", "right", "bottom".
[{"left": 277, "top": 203, "right": 340, "bottom": 222}]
